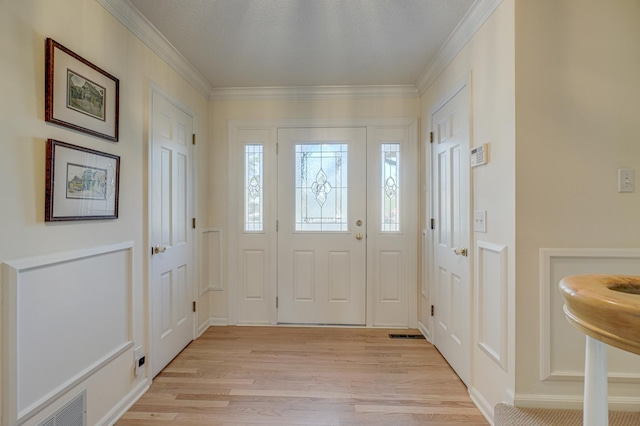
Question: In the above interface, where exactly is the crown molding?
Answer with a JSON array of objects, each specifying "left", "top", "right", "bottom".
[
  {"left": 415, "top": 0, "right": 504, "bottom": 95},
  {"left": 96, "top": 0, "right": 213, "bottom": 97},
  {"left": 97, "top": 0, "right": 501, "bottom": 101},
  {"left": 210, "top": 85, "right": 419, "bottom": 101}
]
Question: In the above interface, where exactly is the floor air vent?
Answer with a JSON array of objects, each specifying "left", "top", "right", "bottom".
[
  {"left": 388, "top": 334, "right": 425, "bottom": 339},
  {"left": 37, "top": 390, "right": 86, "bottom": 426}
]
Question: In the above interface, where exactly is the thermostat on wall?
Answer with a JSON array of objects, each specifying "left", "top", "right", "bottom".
[{"left": 470, "top": 144, "right": 489, "bottom": 167}]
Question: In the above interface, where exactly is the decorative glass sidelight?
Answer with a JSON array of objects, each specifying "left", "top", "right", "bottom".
[
  {"left": 381, "top": 143, "right": 400, "bottom": 232},
  {"left": 295, "top": 143, "right": 348, "bottom": 231},
  {"left": 244, "top": 144, "right": 263, "bottom": 232}
]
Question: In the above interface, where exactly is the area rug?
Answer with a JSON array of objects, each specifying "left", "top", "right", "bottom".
[{"left": 494, "top": 403, "right": 640, "bottom": 425}]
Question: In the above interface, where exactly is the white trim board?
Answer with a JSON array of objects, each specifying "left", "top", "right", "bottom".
[
  {"left": 1, "top": 242, "right": 135, "bottom": 426},
  {"left": 200, "top": 228, "right": 224, "bottom": 294},
  {"left": 514, "top": 393, "right": 640, "bottom": 412},
  {"left": 476, "top": 241, "right": 508, "bottom": 372},
  {"left": 539, "top": 247, "right": 640, "bottom": 383}
]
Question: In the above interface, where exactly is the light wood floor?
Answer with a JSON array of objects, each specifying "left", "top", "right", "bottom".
[{"left": 117, "top": 327, "right": 488, "bottom": 425}]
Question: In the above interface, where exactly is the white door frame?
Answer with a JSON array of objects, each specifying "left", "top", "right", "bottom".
[
  {"left": 227, "top": 118, "right": 418, "bottom": 328},
  {"left": 147, "top": 83, "right": 198, "bottom": 376},
  {"left": 428, "top": 75, "right": 473, "bottom": 384}
]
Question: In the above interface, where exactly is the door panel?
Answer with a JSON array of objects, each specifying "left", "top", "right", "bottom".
[
  {"left": 432, "top": 85, "right": 470, "bottom": 385},
  {"left": 277, "top": 128, "right": 367, "bottom": 325},
  {"left": 150, "top": 91, "right": 194, "bottom": 377}
]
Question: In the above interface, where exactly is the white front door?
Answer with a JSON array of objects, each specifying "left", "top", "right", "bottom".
[
  {"left": 432, "top": 84, "right": 471, "bottom": 385},
  {"left": 277, "top": 127, "right": 367, "bottom": 325},
  {"left": 149, "top": 91, "right": 194, "bottom": 377}
]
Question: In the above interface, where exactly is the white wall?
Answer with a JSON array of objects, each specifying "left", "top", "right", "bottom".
[
  {"left": 514, "top": 0, "right": 640, "bottom": 408},
  {"left": 208, "top": 97, "right": 419, "bottom": 322},
  {"left": 420, "top": 0, "right": 516, "bottom": 419},
  {"left": 0, "top": 1, "right": 209, "bottom": 424}
]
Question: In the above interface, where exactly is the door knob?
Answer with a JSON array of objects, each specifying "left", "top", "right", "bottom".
[
  {"left": 153, "top": 245, "right": 167, "bottom": 255},
  {"left": 452, "top": 247, "right": 468, "bottom": 257},
  {"left": 355, "top": 233, "right": 363, "bottom": 240}
]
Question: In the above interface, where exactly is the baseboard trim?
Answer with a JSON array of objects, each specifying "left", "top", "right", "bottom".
[
  {"left": 514, "top": 393, "right": 640, "bottom": 411},
  {"left": 416, "top": 321, "right": 432, "bottom": 343},
  {"left": 197, "top": 320, "right": 210, "bottom": 338},
  {"left": 210, "top": 317, "right": 229, "bottom": 326},
  {"left": 100, "top": 379, "right": 149, "bottom": 426},
  {"left": 469, "top": 386, "right": 495, "bottom": 426}
]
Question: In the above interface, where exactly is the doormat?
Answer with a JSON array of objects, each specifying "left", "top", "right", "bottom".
[{"left": 388, "top": 334, "right": 425, "bottom": 339}]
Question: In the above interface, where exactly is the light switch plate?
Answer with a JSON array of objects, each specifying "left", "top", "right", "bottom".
[
  {"left": 474, "top": 210, "right": 487, "bottom": 233},
  {"left": 618, "top": 168, "right": 635, "bottom": 193}
]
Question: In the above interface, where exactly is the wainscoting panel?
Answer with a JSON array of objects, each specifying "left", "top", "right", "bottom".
[
  {"left": 1, "top": 242, "right": 134, "bottom": 425},
  {"left": 421, "top": 229, "right": 429, "bottom": 300},
  {"left": 476, "top": 241, "right": 508, "bottom": 371},
  {"left": 200, "top": 228, "right": 223, "bottom": 294},
  {"left": 539, "top": 248, "right": 640, "bottom": 382}
]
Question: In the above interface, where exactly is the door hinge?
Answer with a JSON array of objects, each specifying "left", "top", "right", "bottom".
[
  {"left": 276, "top": 297, "right": 279, "bottom": 309},
  {"left": 192, "top": 218, "right": 196, "bottom": 229},
  {"left": 430, "top": 218, "right": 435, "bottom": 230},
  {"left": 431, "top": 305, "right": 435, "bottom": 316},
  {"left": 192, "top": 134, "right": 196, "bottom": 145},
  {"left": 193, "top": 301, "right": 196, "bottom": 312},
  {"left": 276, "top": 142, "right": 279, "bottom": 155},
  {"left": 430, "top": 131, "right": 434, "bottom": 143},
  {"left": 276, "top": 220, "right": 279, "bottom": 231}
]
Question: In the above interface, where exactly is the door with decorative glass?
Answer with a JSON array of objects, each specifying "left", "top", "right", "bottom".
[{"left": 277, "top": 127, "right": 367, "bottom": 325}]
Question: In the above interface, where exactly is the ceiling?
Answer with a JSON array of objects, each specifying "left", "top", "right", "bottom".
[{"left": 127, "top": 0, "right": 477, "bottom": 90}]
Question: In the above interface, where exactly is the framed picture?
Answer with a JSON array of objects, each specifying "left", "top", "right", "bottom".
[
  {"left": 45, "top": 139, "right": 120, "bottom": 221},
  {"left": 45, "top": 38, "right": 119, "bottom": 142}
]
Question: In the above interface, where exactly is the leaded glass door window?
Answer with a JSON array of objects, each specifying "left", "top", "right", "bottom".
[{"left": 295, "top": 144, "right": 348, "bottom": 232}]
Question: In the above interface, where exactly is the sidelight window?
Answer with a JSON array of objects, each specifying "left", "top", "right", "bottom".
[
  {"left": 381, "top": 143, "right": 400, "bottom": 232},
  {"left": 244, "top": 144, "right": 263, "bottom": 232}
]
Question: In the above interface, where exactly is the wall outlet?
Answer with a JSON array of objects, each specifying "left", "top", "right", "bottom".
[{"left": 134, "top": 346, "right": 145, "bottom": 376}]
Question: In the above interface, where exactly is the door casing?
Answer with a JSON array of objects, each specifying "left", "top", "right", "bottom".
[{"left": 227, "top": 118, "right": 418, "bottom": 328}]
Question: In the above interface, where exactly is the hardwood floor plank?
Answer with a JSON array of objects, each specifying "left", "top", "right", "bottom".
[
  {"left": 355, "top": 404, "right": 482, "bottom": 415},
  {"left": 116, "top": 327, "right": 488, "bottom": 425},
  {"left": 118, "top": 412, "right": 178, "bottom": 421},
  {"left": 229, "top": 389, "right": 353, "bottom": 399}
]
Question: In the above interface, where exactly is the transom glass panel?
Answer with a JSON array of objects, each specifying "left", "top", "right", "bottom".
[
  {"left": 244, "top": 144, "right": 263, "bottom": 232},
  {"left": 381, "top": 143, "right": 400, "bottom": 232},
  {"left": 295, "top": 143, "right": 348, "bottom": 231}
]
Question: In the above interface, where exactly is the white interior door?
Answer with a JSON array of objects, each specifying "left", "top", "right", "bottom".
[
  {"left": 150, "top": 91, "right": 194, "bottom": 377},
  {"left": 432, "top": 85, "right": 471, "bottom": 385},
  {"left": 277, "top": 127, "right": 367, "bottom": 325}
]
